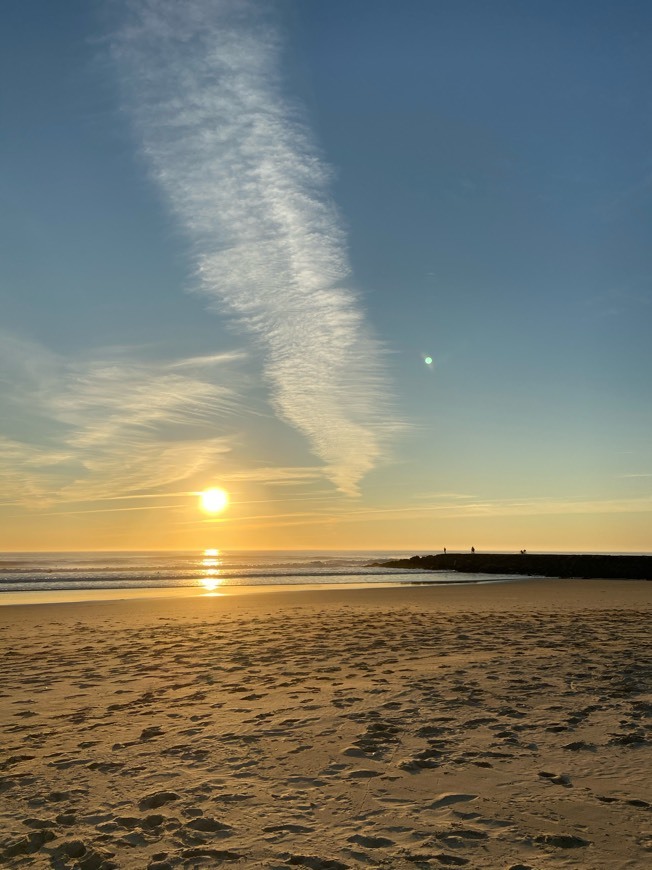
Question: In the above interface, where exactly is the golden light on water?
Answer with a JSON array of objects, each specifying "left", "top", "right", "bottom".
[
  {"left": 199, "top": 548, "right": 222, "bottom": 592},
  {"left": 199, "top": 488, "right": 229, "bottom": 514}
]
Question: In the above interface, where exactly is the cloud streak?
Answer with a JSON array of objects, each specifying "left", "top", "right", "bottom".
[
  {"left": 177, "top": 493, "right": 652, "bottom": 534},
  {"left": 0, "top": 333, "right": 238, "bottom": 507},
  {"left": 113, "top": 0, "right": 396, "bottom": 495}
]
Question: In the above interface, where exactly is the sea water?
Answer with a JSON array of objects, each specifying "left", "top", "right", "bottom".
[{"left": 0, "top": 550, "right": 524, "bottom": 598}]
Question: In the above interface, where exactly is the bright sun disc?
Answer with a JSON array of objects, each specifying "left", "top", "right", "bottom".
[{"left": 199, "top": 488, "right": 229, "bottom": 513}]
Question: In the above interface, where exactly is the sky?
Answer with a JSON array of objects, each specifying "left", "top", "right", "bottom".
[{"left": 1, "top": 0, "right": 651, "bottom": 553}]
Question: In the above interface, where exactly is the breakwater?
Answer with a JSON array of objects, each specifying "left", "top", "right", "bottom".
[{"left": 375, "top": 553, "right": 652, "bottom": 580}]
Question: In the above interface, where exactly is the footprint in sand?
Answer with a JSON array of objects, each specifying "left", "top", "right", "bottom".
[
  {"left": 139, "top": 791, "right": 180, "bottom": 810},
  {"left": 538, "top": 771, "right": 572, "bottom": 787},
  {"left": 346, "top": 768, "right": 381, "bottom": 779},
  {"left": 184, "top": 816, "right": 232, "bottom": 834},
  {"left": 534, "top": 833, "right": 591, "bottom": 848},
  {"left": 402, "top": 852, "right": 469, "bottom": 866},
  {"left": 347, "top": 833, "right": 395, "bottom": 848},
  {"left": 284, "top": 855, "right": 349, "bottom": 869},
  {"left": 263, "top": 823, "right": 315, "bottom": 834},
  {"left": 427, "top": 793, "right": 478, "bottom": 810},
  {"left": 436, "top": 827, "right": 489, "bottom": 845}
]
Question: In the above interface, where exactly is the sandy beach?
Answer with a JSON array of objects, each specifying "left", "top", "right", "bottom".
[{"left": 1, "top": 579, "right": 651, "bottom": 869}]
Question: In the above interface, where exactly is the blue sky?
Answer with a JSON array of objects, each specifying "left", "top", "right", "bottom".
[{"left": 1, "top": 0, "right": 651, "bottom": 551}]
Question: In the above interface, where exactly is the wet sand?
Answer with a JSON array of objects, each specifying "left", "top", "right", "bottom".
[{"left": 1, "top": 579, "right": 651, "bottom": 869}]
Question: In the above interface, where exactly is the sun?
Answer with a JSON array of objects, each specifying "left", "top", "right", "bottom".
[{"left": 199, "top": 488, "right": 229, "bottom": 514}]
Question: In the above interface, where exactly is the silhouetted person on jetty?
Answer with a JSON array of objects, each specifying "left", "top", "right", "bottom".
[{"left": 471, "top": 546, "right": 475, "bottom": 554}]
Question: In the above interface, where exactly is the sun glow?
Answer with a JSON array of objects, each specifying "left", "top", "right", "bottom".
[
  {"left": 201, "top": 571, "right": 221, "bottom": 592},
  {"left": 200, "top": 548, "right": 222, "bottom": 592},
  {"left": 199, "top": 488, "right": 229, "bottom": 514}
]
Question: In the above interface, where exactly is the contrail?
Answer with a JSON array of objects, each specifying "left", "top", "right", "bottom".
[{"left": 113, "top": 0, "right": 395, "bottom": 495}]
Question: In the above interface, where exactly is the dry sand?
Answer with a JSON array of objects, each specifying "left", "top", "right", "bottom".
[{"left": 1, "top": 579, "right": 651, "bottom": 869}]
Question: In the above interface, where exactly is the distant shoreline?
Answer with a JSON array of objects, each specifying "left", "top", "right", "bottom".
[{"left": 375, "top": 552, "right": 652, "bottom": 580}]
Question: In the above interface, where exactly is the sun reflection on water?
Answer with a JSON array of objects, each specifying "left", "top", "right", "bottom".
[{"left": 199, "top": 548, "right": 222, "bottom": 593}]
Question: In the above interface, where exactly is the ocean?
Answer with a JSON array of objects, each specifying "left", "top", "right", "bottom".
[{"left": 0, "top": 550, "right": 523, "bottom": 600}]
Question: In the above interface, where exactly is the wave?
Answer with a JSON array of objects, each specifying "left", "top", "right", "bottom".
[{"left": 0, "top": 550, "right": 540, "bottom": 595}]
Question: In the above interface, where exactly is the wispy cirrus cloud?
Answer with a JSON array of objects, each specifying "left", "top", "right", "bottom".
[
  {"left": 112, "top": 0, "right": 397, "bottom": 495},
  {"left": 221, "top": 466, "right": 324, "bottom": 487},
  {"left": 179, "top": 493, "right": 652, "bottom": 533},
  {"left": 0, "top": 333, "right": 239, "bottom": 506}
]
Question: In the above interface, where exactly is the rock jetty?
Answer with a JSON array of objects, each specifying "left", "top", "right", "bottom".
[{"left": 374, "top": 553, "right": 652, "bottom": 580}]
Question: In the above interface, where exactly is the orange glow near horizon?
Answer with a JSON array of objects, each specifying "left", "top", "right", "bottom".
[{"left": 2, "top": 495, "right": 650, "bottom": 554}]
